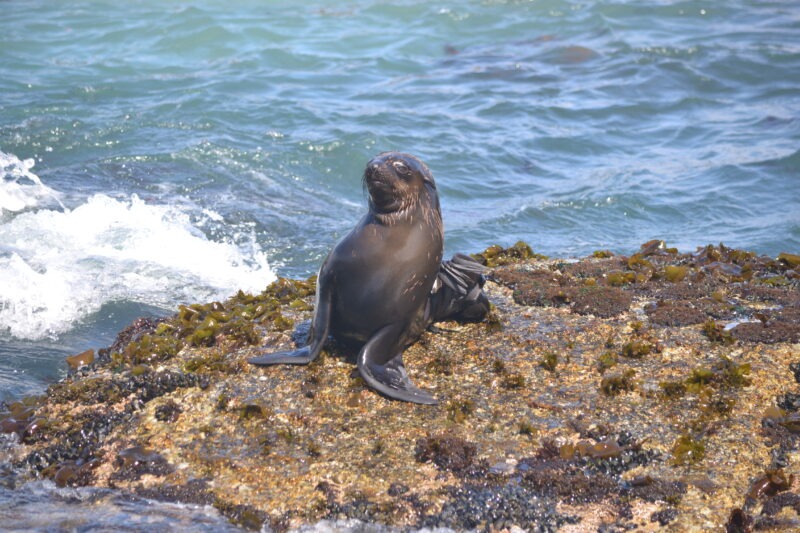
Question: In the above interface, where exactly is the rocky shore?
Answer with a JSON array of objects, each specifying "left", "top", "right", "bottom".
[{"left": 2, "top": 242, "right": 799, "bottom": 531}]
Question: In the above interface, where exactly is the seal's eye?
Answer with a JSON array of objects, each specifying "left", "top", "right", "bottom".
[{"left": 392, "top": 161, "right": 410, "bottom": 175}]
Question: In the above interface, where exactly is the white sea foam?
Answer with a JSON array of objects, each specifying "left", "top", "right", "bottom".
[
  {"left": 0, "top": 151, "right": 63, "bottom": 215},
  {"left": 0, "top": 155, "right": 276, "bottom": 340}
]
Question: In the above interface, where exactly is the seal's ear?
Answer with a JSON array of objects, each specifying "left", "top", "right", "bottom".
[{"left": 419, "top": 164, "right": 437, "bottom": 189}]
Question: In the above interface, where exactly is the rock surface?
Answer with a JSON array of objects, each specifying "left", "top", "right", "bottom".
[{"left": 2, "top": 241, "right": 799, "bottom": 531}]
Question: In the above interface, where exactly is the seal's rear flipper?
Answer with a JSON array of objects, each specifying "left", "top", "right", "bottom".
[
  {"left": 249, "top": 346, "right": 315, "bottom": 365},
  {"left": 428, "top": 253, "right": 490, "bottom": 323},
  {"left": 357, "top": 324, "right": 438, "bottom": 405}
]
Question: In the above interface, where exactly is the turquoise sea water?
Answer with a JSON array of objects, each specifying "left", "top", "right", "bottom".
[{"left": 1, "top": 0, "right": 799, "bottom": 528}]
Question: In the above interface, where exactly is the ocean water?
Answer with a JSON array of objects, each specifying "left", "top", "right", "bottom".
[{"left": 1, "top": 0, "right": 799, "bottom": 528}]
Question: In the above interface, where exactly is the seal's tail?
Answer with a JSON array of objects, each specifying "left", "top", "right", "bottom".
[{"left": 428, "top": 253, "right": 490, "bottom": 323}]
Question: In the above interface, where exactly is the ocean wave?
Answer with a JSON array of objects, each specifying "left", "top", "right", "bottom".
[{"left": 0, "top": 165, "right": 276, "bottom": 340}]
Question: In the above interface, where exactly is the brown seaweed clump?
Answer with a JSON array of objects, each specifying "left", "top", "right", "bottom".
[{"left": 414, "top": 434, "right": 477, "bottom": 473}]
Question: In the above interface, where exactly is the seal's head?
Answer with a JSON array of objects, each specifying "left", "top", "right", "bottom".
[{"left": 363, "top": 152, "right": 438, "bottom": 218}]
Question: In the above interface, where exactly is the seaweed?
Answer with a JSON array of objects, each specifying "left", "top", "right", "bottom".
[
  {"left": 472, "top": 241, "right": 544, "bottom": 267},
  {"left": 415, "top": 434, "right": 477, "bottom": 472},
  {"left": 600, "top": 369, "right": 636, "bottom": 396},
  {"left": 670, "top": 433, "right": 705, "bottom": 466},
  {"left": 539, "top": 352, "right": 558, "bottom": 372}
]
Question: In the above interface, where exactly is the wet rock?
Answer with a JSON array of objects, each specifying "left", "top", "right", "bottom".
[{"left": 6, "top": 243, "right": 800, "bottom": 531}]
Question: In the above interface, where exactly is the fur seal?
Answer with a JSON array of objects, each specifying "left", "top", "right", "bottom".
[{"left": 249, "top": 152, "right": 489, "bottom": 404}]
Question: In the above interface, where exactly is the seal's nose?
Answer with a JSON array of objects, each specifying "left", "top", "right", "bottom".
[{"left": 365, "top": 160, "right": 383, "bottom": 179}]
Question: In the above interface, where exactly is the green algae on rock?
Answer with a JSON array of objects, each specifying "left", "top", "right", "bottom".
[
  {"left": 670, "top": 433, "right": 706, "bottom": 466},
  {"left": 539, "top": 351, "right": 558, "bottom": 372},
  {"left": 3, "top": 242, "right": 800, "bottom": 531}
]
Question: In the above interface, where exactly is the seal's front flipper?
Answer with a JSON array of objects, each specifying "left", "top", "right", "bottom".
[
  {"left": 248, "top": 317, "right": 327, "bottom": 367},
  {"left": 249, "top": 261, "right": 333, "bottom": 368},
  {"left": 249, "top": 346, "right": 315, "bottom": 365},
  {"left": 357, "top": 324, "right": 438, "bottom": 405}
]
